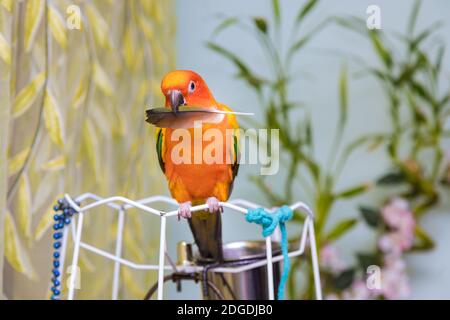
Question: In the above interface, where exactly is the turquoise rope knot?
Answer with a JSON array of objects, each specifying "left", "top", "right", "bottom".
[{"left": 246, "top": 205, "right": 293, "bottom": 300}]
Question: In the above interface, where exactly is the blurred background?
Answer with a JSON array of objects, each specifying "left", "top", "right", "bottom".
[{"left": 1, "top": 0, "right": 450, "bottom": 300}]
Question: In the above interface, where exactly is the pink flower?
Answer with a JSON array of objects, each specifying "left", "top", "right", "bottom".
[
  {"left": 378, "top": 231, "right": 414, "bottom": 254},
  {"left": 381, "top": 198, "right": 415, "bottom": 232},
  {"left": 320, "top": 244, "right": 344, "bottom": 273},
  {"left": 381, "top": 255, "right": 410, "bottom": 299},
  {"left": 384, "top": 253, "right": 406, "bottom": 271},
  {"left": 342, "top": 280, "right": 374, "bottom": 300},
  {"left": 378, "top": 198, "right": 415, "bottom": 254}
]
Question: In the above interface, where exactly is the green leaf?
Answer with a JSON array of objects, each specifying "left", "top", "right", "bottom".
[
  {"left": 287, "top": 20, "right": 329, "bottom": 61},
  {"left": 288, "top": 36, "right": 311, "bottom": 57},
  {"left": 212, "top": 17, "right": 239, "bottom": 37},
  {"left": 440, "top": 93, "right": 450, "bottom": 109},
  {"left": 295, "top": 0, "right": 318, "bottom": 26},
  {"left": 369, "top": 31, "right": 393, "bottom": 69},
  {"left": 409, "top": 21, "right": 443, "bottom": 52},
  {"left": 253, "top": 17, "right": 268, "bottom": 34},
  {"left": 357, "top": 252, "right": 381, "bottom": 270},
  {"left": 334, "top": 15, "right": 367, "bottom": 35},
  {"left": 335, "top": 183, "right": 371, "bottom": 199},
  {"left": 333, "top": 268, "right": 355, "bottom": 290},
  {"left": 366, "top": 67, "right": 392, "bottom": 83},
  {"left": 377, "top": 171, "right": 406, "bottom": 185},
  {"left": 367, "top": 135, "right": 386, "bottom": 151},
  {"left": 304, "top": 156, "right": 320, "bottom": 183},
  {"left": 410, "top": 80, "right": 434, "bottom": 104},
  {"left": 412, "top": 224, "right": 435, "bottom": 251},
  {"left": 339, "top": 63, "right": 348, "bottom": 130},
  {"left": 359, "top": 205, "right": 381, "bottom": 228},
  {"left": 325, "top": 218, "right": 358, "bottom": 241},
  {"left": 207, "top": 42, "right": 265, "bottom": 91},
  {"left": 345, "top": 134, "right": 387, "bottom": 154},
  {"left": 435, "top": 45, "right": 445, "bottom": 75},
  {"left": 304, "top": 113, "right": 312, "bottom": 146},
  {"left": 407, "top": 0, "right": 421, "bottom": 35},
  {"left": 395, "top": 55, "right": 425, "bottom": 86},
  {"left": 406, "top": 92, "right": 427, "bottom": 125},
  {"left": 272, "top": 0, "right": 281, "bottom": 26},
  {"left": 337, "top": 133, "right": 388, "bottom": 174}
]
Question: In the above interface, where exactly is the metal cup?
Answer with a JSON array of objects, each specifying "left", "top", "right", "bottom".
[{"left": 202, "top": 240, "right": 281, "bottom": 300}]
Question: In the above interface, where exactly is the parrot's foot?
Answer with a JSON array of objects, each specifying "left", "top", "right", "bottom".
[
  {"left": 178, "top": 201, "right": 192, "bottom": 220},
  {"left": 206, "top": 197, "right": 223, "bottom": 213}
]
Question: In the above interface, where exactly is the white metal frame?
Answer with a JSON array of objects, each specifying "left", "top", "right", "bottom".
[{"left": 59, "top": 193, "right": 322, "bottom": 300}]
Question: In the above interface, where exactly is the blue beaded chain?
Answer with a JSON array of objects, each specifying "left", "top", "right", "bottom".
[{"left": 49, "top": 197, "right": 79, "bottom": 300}]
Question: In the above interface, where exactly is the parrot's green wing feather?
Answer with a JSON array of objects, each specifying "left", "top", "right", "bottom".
[
  {"left": 228, "top": 130, "right": 240, "bottom": 196},
  {"left": 156, "top": 128, "right": 165, "bottom": 173},
  {"left": 232, "top": 133, "right": 240, "bottom": 179}
]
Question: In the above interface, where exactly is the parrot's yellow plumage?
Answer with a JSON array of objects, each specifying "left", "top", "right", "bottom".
[{"left": 155, "top": 70, "right": 240, "bottom": 262}]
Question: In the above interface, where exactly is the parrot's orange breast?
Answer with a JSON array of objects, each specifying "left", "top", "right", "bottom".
[{"left": 163, "top": 108, "right": 236, "bottom": 204}]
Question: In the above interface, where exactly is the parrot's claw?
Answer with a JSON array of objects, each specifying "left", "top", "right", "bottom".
[
  {"left": 206, "top": 197, "right": 222, "bottom": 213},
  {"left": 178, "top": 201, "right": 192, "bottom": 220}
]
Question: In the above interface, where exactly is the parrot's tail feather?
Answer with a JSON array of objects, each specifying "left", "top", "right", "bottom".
[{"left": 188, "top": 210, "right": 223, "bottom": 263}]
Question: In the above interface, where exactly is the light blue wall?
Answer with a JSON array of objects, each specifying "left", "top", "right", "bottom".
[{"left": 165, "top": 0, "right": 450, "bottom": 299}]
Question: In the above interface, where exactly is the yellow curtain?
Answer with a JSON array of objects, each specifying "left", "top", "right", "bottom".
[{"left": 0, "top": 0, "right": 175, "bottom": 299}]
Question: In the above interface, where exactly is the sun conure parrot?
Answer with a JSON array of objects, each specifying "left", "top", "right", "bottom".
[{"left": 154, "top": 70, "right": 240, "bottom": 263}]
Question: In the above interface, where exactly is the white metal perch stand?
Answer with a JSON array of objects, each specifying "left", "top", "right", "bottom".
[{"left": 59, "top": 193, "right": 322, "bottom": 300}]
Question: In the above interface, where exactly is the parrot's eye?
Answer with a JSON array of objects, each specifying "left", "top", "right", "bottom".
[{"left": 188, "top": 81, "right": 196, "bottom": 94}]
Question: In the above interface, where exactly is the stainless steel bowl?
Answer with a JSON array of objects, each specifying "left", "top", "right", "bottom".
[{"left": 202, "top": 240, "right": 281, "bottom": 300}]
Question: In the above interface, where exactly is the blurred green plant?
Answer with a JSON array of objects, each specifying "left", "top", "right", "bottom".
[
  {"left": 336, "top": 3, "right": 449, "bottom": 225},
  {"left": 346, "top": 6, "right": 448, "bottom": 232},
  {"left": 208, "top": 0, "right": 373, "bottom": 299},
  {"left": 209, "top": 0, "right": 450, "bottom": 300},
  {"left": 330, "top": 0, "right": 450, "bottom": 298},
  {"left": 0, "top": 0, "right": 175, "bottom": 299}
]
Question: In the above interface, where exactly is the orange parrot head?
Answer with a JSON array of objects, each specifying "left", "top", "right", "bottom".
[{"left": 161, "top": 70, "right": 216, "bottom": 113}]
